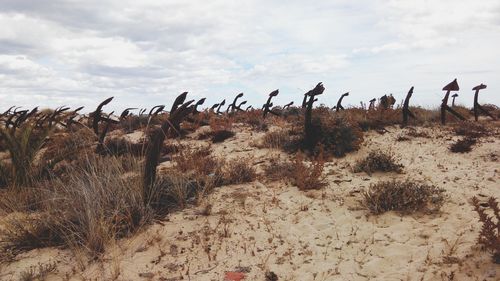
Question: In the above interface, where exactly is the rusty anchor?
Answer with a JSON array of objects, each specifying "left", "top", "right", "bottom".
[
  {"left": 472, "top": 84, "right": 496, "bottom": 121},
  {"left": 440, "top": 79, "right": 465, "bottom": 125}
]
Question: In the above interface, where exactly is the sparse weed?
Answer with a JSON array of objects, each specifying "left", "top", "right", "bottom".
[
  {"left": 19, "top": 261, "right": 57, "bottom": 281},
  {"left": 471, "top": 196, "right": 500, "bottom": 264}
]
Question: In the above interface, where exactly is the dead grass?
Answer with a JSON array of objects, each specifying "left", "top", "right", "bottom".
[
  {"left": 450, "top": 137, "right": 477, "bottom": 153},
  {"left": 453, "top": 122, "right": 490, "bottom": 138},
  {"left": 222, "top": 158, "right": 257, "bottom": 185},
  {"left": 353, "top": 150, "right": 403, "bottom": 175},
  {"left": 263, "top": 156, "right": 294, "bottom": 182},
  {"left": 258, "top": 129, "right": 292, "bottom": 149},
  {"left": 306, "top": 114, "right": 364, "bottom": 158},
  {"left": 173, "top": 146, "right": 216, "bottom": 175},
  {"left": 291, "top": 153, "right": 326, "bottom": 190},
  {"left": 0, "top": 155, "right": 149, "bottom": 259},
  {"left": 363, "top": 179, "right": 446, "bottom": 215}
]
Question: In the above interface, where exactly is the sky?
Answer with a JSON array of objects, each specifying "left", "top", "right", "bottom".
[{"left": 1, "top": 0, "right": 499, "bottom": 113}]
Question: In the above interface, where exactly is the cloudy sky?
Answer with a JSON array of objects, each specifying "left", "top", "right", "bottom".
[{"left": 1, "top": 0, "right": 499, "bottom": 112}]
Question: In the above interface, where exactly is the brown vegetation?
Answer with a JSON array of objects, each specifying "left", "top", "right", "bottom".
[
  {"left": 353, "top": 150, "right": 404, "bottom": 175},
  {"left": 363, "top": 179, "right": 446, "bottom": 215},
  {"left": 471, "top": 197, "right": 500, "bottom": 264}
]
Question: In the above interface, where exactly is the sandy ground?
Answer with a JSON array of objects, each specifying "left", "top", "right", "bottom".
[{"left": 0, "top": 123, "right": 499, "bottom": 281}]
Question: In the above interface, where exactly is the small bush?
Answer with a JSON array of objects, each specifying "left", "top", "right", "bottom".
[
  {"left": 353, "top": 150, "right": 403, "bottom": 175},
  {"left": 0, "top": 123, "right": 52, "bottom": 187},
  {"left": 259, "top": 130, "right": 291, "bottom": 149},
  {"left": 0, "top": 188, "right": 43, "bottom": 214},
  {"left": 453, "top": 122, "right": 489, "bottom": 138},
  {"left": 197, "top": 129, "right": 235, "bottom": 143},
  {"left": 306, "top": 115, "right": 364, "bottom": 158},
  {"left": 103, "top": 137, "right": 146, "bottom": 156},
  {"left": 233, "top": 110, "right": 268, "bottom": 131},
  {"left": 363, "top": 179, "right": 445, "bottom": 214},
  {"left": 406, "top": 127, "right": 430, "bottom": 138},
  {"left": 291, "top": 153, "right": 326, "bottom": 190},
  {"left": 41, "top": 155, "right": 148, "bottom": 257},
  {"left": 223, "top": 158, "right": 257, "bottom": 185},
  {"left": 263, "top": 156, "right": 294, "bottom": 182},
  {"left": 211, "top": 130, "right": 235, "bottom": 143},
  {"left": 0, "top": 215, "right": 64, "bottom": 261},
  {"left": 173, "top": 147, "right": 218, "bottom": 175},
  {"left": 149, "top": 172, "right": 203, "bottom": 212},
  {"left": 471, "top": 196, "right": 500, "bottom": 264},
  {"left": 450, "top": 137, "right": 476, "bottom": 153}
]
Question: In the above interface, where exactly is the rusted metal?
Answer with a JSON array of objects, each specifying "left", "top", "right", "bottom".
[
  {"left": 192, "top": 98, "right": 206, "bottom": 114},
  {"left": 369, "top": 98, "right": 376, "bottom": 110},
  {"left": 473, "top": 84, "right": 496, "bottom": 121},
  {"left": 120, "top": 108, "right": 136, "bottom": 120},
  {"left": 227, "top": 93, "right": 244, "bottom": 113},
  {"left": 91, "top": 97, "right": 114, "bottom": 135},
  {"left": 402, "top": 87, "right": 416, "bottom": 127},
  {"left": 262, "top": 90, "right": 280, "bottom": 118},
  {"left": 451, "top": 94, "right": 458, "bottom": 107},
  {"left": 440, "top": 79, "right": 465, "bottom": 125},
  {"left": 170, "top": 92, "right": 188, "bottom": 113},
  {"left": 379, "top": 94, "right": 396, "bottom": 110},
  {"left": 283, "top": 101, "right": 294, "bottom": 110},
  {"left": 144, "top": 100, "right": 195, "bottom": 197},
  {"left": 232, "top": 100, "right": 246, "bottom": 112},
  {"left": 304, "top": 83, "right": 325, "bottom": 148},
  {"left": 216, "top": 99, "right": 226, "bottom": 115},
  {"left": 149, "top": 105, "right": 165, "bottom": 116},
  {"left": 336, "top": 92, "right": 349, "bottom": 111}
]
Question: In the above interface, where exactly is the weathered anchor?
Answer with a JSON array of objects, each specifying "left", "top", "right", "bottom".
[
  {"left": 262, "top": 90, "right": 280, "bottom": 118},
  {"left": 472, "top": 84, "right": 496, "bottom": 121},
  {"left": 440, "top": 79, "right": 465, "bottom": 125},
  {"left": 336, "top": 92, "right": 349, "bottom": 111},
  {"left": 402, "top": 87, "right": 416, "bottom": 127}
]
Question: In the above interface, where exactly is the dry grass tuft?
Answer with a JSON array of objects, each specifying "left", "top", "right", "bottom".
[
  {"left": 222, "top": 158, "right": 257, "bottom": 185},
  {"left": 450, "top": 137, "right": 476, "bottom": 153},
  {"left": 0, "top": 215, "right": 63, "bottom": 262},
  {"left": 19, "top": 261, "right": 57, "bottom": 281},
  {"left": 353, "top": 150, "right": 403, "bottom": 175},
  {"left": 453, "top": 122, "right": 490, "bottom": 138},
  {"left": 41, "top": 155, "right": 149, "bottom": 256},
  {"left": 259, "top": 130, "right": 292, "bottom": 149},
  {"left": 363, "top": 179, "right": 446, "bottom": 215},
  {"left": 291, "top": 153, "right": 326, "bottom": 190},
  {"left": 210, "top": 130, "right": 235, "bottom": 143},
  {"left": 148, "top": 172, "right": 203, "bottom": 212},
  {"left": 173, "top": 146, "right": 217, "bottom": 175},
  {"left": 306, "top": 114, "right": 364, "bottom": 158},
  {"left": 263, "top": 156, "right": 294, "bottom": 182}
]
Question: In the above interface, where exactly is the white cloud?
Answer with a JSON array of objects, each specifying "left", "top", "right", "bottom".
[{"left": 1, "top": 0, "right": 499, "bottom": 112}]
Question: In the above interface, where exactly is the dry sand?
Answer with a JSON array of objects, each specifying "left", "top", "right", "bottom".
[{"left": 0, "top": 123, "right": 499, "bottom": 281}]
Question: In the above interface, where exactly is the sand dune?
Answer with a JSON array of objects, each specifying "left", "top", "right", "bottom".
[{"left": 0, "top": 123, "right": 498, "bottom": 281}]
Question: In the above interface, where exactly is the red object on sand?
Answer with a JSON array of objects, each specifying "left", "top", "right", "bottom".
[{"left": 224, "top": 271, "right": 245, "bottom": 281}]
